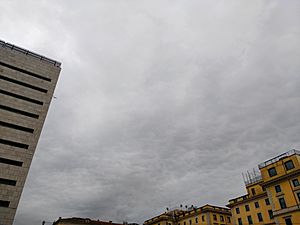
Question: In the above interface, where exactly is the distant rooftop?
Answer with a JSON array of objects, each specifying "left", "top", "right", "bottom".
[
  {"left": 258, "top": 149, "right": 300, "bottom": 169},
  {"left": 0, "top": 40, "right": 61, "bottom": 67}
]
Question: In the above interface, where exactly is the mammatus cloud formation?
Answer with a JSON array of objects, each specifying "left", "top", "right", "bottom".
[{"left": 1, "top": 0, "right": 300, "bottom": 224}]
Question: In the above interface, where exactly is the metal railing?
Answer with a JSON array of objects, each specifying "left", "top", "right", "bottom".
[
  {"left": 258, "top": 149, "right": 300, "bottom": 169},
  {"left": 0, "top": 40, "right": 61, "bottom": 67}
]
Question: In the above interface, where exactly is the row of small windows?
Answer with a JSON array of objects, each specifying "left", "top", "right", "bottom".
[
  {"left": 235, "top": 199, "right": 270, "bottom": 214},
  {"left": 0, "top": 138, "right": 29, "bottom": 149},
  {"left": 0, "top": 178, "right": 17, "bottom": 186},
  {"left": 0, "top": 104, "right": 39, "bottom": 119},
  {"left": 176, "top": 215, "right": 230, "bottom": 225},
  {"left": 0, "top": 120, "right": 34, "bottom": 133},
  {"left": 0, "top": 89, "right": 43, "bottom": 105},
  {"left": 0, "top": 157, "right": 23, "bottom": 167},
  {"left": 268, "top": 160, "right": 295, "bottom": 177},
  {"left": 0, "top": 200, "right": 10, "bottom": 207},
  {"left": 237, "top": 210, "right": 273, "bottom": 225}
]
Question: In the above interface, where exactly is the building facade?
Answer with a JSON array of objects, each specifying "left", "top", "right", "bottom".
[
  {"left": 53, "top": 217, "right": 125, "bottom": 225},
  {"left": 0, "top": 40, "right": 61, "bottom": 225},
  {"left": 227, "top": 149, "right": 300, "bottom": 225},
  {"left": 144, "top": 204, "right": 232, "bottom": 225}
]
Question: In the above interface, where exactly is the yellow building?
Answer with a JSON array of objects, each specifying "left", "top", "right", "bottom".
[
  {"left": 144, "top": 204, "right": 232, "bottom": 225},
  {"left": 227, "top": 149, "right": 300, "bottom": 225}
]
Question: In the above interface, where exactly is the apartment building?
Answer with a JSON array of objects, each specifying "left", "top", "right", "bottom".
[
  {"left": 144, "top": 204, "right": 232, "bottom": 225},
  {"left": 0, "top": 40, "right": 61, "bottom": 225},
  {"left": 227, "top": 149, "right": 300, "bottom": 225}
]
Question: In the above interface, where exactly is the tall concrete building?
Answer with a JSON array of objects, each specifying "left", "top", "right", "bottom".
[{"left": 0, "top": 40, "right": 61, "bottom": 225}]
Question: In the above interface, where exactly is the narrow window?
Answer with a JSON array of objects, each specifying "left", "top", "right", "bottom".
[
  {"left": 265, "top": 198, "right": 270, "bottom": 205},
  {"left": 213, "top": 215, "right": 217, "bottom": 221},
  {"left": 0, "top": 89, "right": 43, "bottom": 105},
  {"left": 285, "top": 160, "right": 295, "bottom": 170},
  {"left": 0, "top": 157, "right": 23, "bottom": 167},
  {"left": 0, "top": 138, "right": 29, "bottom": 149},
  {"left": 0, "top": 104, "right": 39, "bottom": 119},
  {"left": 0, "top": 178, "right": 16, "bottom": 186},
  {"left": 0, "top": 200, "right": 10, "bottom": 207},
  {"left": 238, "top": 218, "right": 242, "bottom": 225},
  {"left": 254, "top": 202, "right": 259, "bottom": 208},
  {"left": 275, "top": 185, "right": 282, "bottom": 193},
  {"left": 247, "top": 216, "right": 253, "bottom": 225},
  {"left": 236, "top": 207, "right": 240, "bottom": 214},
  {"left": 195, "top": 217, "right": 198, "bottom": 224},
  {"left": 220, "top": 215, "right": 224, "bottom": 222},
  {"left": 202, "top": 215, "right": 205, "bottom": 222},
  {"left": 0, "top": 121, "right": 34, "bottom": 133},
  {"left": 292, "top": 179, "right": 300, "bottom": 187},
  {"left": 184, "top": 222, "right": 186, "bottom": 225},
  {"left": 245, "top": 204, "right": 250, "bottom": 211},
  {"left": 297, "top": 192, "right": 300, "bottom": 202},
  {"left": 268, "top": 210, "right": 273, "bottom": 219},
  {"left": 251, "top": 188, "right": 256, "bottom": 195},
  {"left": 227, "top": 217, "right": 231, "bottom": 223},
  {"left": 189, "top": 220, "right": 191, "bottom": 225},
  {"left": 279, "top": 197, "right": 287, "bottom": 209},
  {"left": 257, "top": 213, "right": 263, "bottom": 222},
  {"left": 268, "top": 167, "right": 277, "bottom": 177},
  {"left": 285, "top": 218, "right": 293, "bottom": 225}
]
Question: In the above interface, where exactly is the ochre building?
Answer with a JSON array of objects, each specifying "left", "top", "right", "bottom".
[
  {"left": 53, "top": 217, "right": 125, "bottom": 225},
  {"left": 0, "top": 40, "right": 61, "bottom": 225},
  {"left": 144, "top": 204, "right": 232, "bottom": 225},
  {"left": 227, "top": 149, "right": 300, "bottom": 225}
]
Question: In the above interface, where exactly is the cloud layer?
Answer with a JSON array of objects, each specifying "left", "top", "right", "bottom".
[{"left": 1, "top": 0, "right": 300, "bottom": 224}]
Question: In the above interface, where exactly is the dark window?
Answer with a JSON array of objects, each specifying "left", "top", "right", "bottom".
[
  {"left": 220, "top": 215, "right": 224, "bottom": 222},
  {"left": 297, "top": 192, "right": 300, "bottom": 202},
  {"left": 0, "top": 157, "right": 23, "bottom": 167},
  {"left": 265, "top": 198, "right": 270, "bottom": 205},
  {"left": 227, "top": 217, "right": 231, "bottom": 223},
  {"left": 268, "top": 167, "right": 277, "bottom": 177},
  {"left": 275, "top": 185, "right": 282, "bottom": 193},
  {"left": 285, "top": 218, "right": 293, "bottom": 225},
  {"left": 268, "top": 210, "right": 273, "bottom": 219},
  {"left": 0, "top": 121, "right": 34, "bottom": 133},
  {"left": 189, "top": 220, "right": 191, "bottom": 225},
  {"left": 213, "top": 215, "right": 217, "bottom": 221},
  {"left": 285, "top": 160, "right": 295, "bottom": 170},
  {"left": 195, "top": 217, "right": 198, "bottom": 224},
  {"left": 202, "top": 215, "right": 205, "bottom": 222},
  {"left": 0, "top": 60, "right": 52, "bottom": 82},
  {"left": 255, "top": 202, "right": 260, "bottom": 208},
  {"left": 245, "top": 204, "right": 250, "bottom": 211},
  {"left": 0, "top": 74, "right": 48, "bottom": 93},
  {"left": 247, "top": 216, "right": 253, "bottom": 225},
  {"left": 184, "top": 222, "right": 186, "bottom": 225},
  {"left": 262, "top": 186, "right": 266, "bottom": 191},
  {"left": 279, "top": 197, "right": 287, "bottom": 209},
  {"left": 238, "top": 218, "right": 242, "bottom": 225},
  {"left": 236, "top": 207, "right": 240, "bottom": 214},
  {"left": 0, "top": 104, "right": 39, "bottom": 119},
  {"left": 0, "top": 200, "right": 10, "bottom": 207},
  {"left": 251, "top": 188, "right": 256, "bottom": 195},
  {"left": 0, "top": 89, "right": 43, "bottom": 105},
  {"left": 292, "top": 179, "right": 300, "bottom": 187},
  {"left": 257, "top": 213, "right": 263, "bottom": 222},
  {"left": 0, "top": 138, "right": 29, "bottom": 149},
  {"left": 0, "top": 178, "right": 17, "bottom": 186}
]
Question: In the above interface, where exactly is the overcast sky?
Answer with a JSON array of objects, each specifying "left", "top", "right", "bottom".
[{"left": 1, "top": 0, "right": 300, "bottom": 224}]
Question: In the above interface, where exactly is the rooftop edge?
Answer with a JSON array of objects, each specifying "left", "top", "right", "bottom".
[{"left": 0, "top": 40, "right": 61, "bottom": 67}]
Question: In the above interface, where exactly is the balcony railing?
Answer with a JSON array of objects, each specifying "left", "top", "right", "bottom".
[{"left": 258, "top": 149, "right": 300, "bottom": 169}]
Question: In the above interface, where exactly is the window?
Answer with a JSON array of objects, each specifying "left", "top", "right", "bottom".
[
  {"left": 285, "top": 160, "right": 295, "bottom": 170},
  {"left": 0, "top": 200, "right": 10, "bottom": 207},
  {"left": 268, "top": 167, "right": 277, "bottom": 177},
  {"left": 0, "top": 157, "right": 23, "bottom": 167},
  {"left": 213, "top": 214, "right": 217, "bottom": 221},
  {"left": 275, "top": 185, "right": 282, "bottom": 193},
  {"left": 268, "top": 210, "right": 273, "bottom": 219},
  {"left": 184, "top": 222, "right": 186, "bottom": 225},
  {"left": 297, "top": 192, "right": 300, "bottom": 202},
  {"left": 236, "top": 207, "right": 240, "bottom": 214},
  {"left": 227, "top": 217, "right": 231, "bottom": 223},
  {"left": 285, "top": 218, "right": 293, "bottom": 225},
  {"left": 292, "top": 179, "right": 300, "bottom": 187},
  {"left": 251, "top": 188, "right": 256, "bottom": 195},
  {"left": 238, "top": 218, "right": 242, "bottom": 225},
  {"left": 220, "top": 215, "right": 224, "bottom": 222},
  {"left": 247, "top": 216, "right": 253, "bottom": 225},
  {"left": 257, "top": 213, "right": 263, "bottom": 222},
  {"left": 279, "top": 197, "right": 287, "bottom": 209},
  {"left": 0, "top": 178, "right": 17, "bottom": 186},
  {"left": 189, "top": 220, "right": 191, "bottom": 225},
  {"left": 202, "top": 215, "right": 205, "bottom": 222},
  {"left": 245, "top": 204, "right": 250, "bottom": 211},
  {"left": 265, "top": 198, "right": 270, "bottom": 205},
  {"left": 254, "top": 201, "right": 260, "bottom": 208},
  {"left": 195, "top": 217, "right": 198, "bottom": 224}
]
